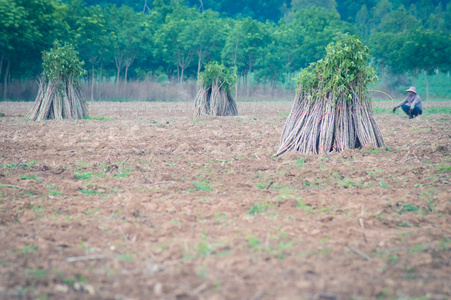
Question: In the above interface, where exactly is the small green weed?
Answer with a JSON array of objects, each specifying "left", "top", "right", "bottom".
[
  {"left": 340, "top": 179, "right": 363, "bottom": 188},
  {"left": 113, "top": 168, "right": 133, "bottom": 178},
  {"left": 80, "top": 189, "right": 102, "bottom": 195},
  {"left": 76, "top": 161, "right": 92, "bottom": 167},
  {"left": 397, "top": 221, "right": 415, "bottom": 227},
  {"left": 366, "top": 148, "right": 382, "bottom": 154},
  {"left": 248, "top": 202, "right": 269, "bottom": 215},
  {"left": 83, "top": 115, "right": 115, "bottom": 121},
  {"left": 49, "top": 189, "right": 63, "bottom": 196},
  {"left": 379, "top": 178, "right": 390, "bottom": 189},
  {"left": 247, "top": 235, "right": 261, "bottom": 249},
  {"left": 47, "top": 185, "right": 63, "bottom": 196},
  {"left": 19, "top": 174, "right": 43, "bottom": 182},
  {"left": 296, "top": 157, "right": 306, "bottom": 168},
  {"left": 117, "top": 253, "right": 134, "bottom": 262},
  {"left": 296, "top": 198, "right": 313, "bottom": 211},
  {"left": 193, "top": 180, "right": 213, "bottom": 192},
  {"left": 25, "top": 268, "right": 48, "bottom": 279},
  {"left": 55, "top": 269, "right": 84, "bottom": 286},
  {"left": 22, "top": 244, "right": 38, "bottom": 253},
  {"left": 331, "top": 171, "right": 345, "bottom": 180},
  {"left": 2, "top": 160, "right": 37, "bottom": 169},
  {"left": 197, "top": 234, "right": 215, "bottom": 256},
  {"left": 398, "top": 203, "right": 420, "bottom": 213},
  {"left": 196, "top": 266, "right": 207, "bottom": 279},
  {"left": 436, "top": 164, "right": 451, "bottom": 173},
  {"left": 439, "top": 237, "right": 450, "bottom": 251},
  {"left": 388, "top": 255, "right": 399, "bottom": 263},
  {"left": 74, "top": 171, "right": 92, "bottom": 180},
  {"left": 84, "top": 208, "right": 100, "bottom": 216}
]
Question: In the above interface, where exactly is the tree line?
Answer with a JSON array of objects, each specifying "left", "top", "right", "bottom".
[{"left": 1, "top": 0, "right": 450, "bottom": 100}]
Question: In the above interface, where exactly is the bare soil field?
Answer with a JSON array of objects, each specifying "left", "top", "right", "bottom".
[{"left": 0, "top": 102, "right": 450, "bottom": 300}]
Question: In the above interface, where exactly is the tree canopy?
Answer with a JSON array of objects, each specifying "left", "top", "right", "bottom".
[{"left": 0, "top": 0, "right": 449, "bottom": 98}]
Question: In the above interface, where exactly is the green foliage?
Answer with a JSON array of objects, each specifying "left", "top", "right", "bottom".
[
  {"left": 74, "top": 171, "right": 92, "bottom": 180},
  {"left": 81, "top": 189, "right": 102, "bottom": 195},
  {"left": 248, "top": 202, "right": 269, "bottom": 214},
  {"left": 22, "top": 244, "right": 38, "bottom": 253},
  {"left": 436, "top": 164, "right": 451, "bottom": 173},
  {"left": 296, "top": 199, "right": 313, "bottom": 211},
  {"left": 83, "top": 115, "right": 115, "bottom": 121},
  {"left": 297, "top": 33, "right": 378, "bottom": 101},
  {"left": 193, "top": 180, "right": 213, "bottom": 192},
  {"left": 42, "top": 41, "right": 87, "bottom": 82},
  {"left": 199, "top": 62, "right": 237, "bottom": 93},
  {"left": 398, "top": 203, "right": 420, "bottom": 213},
  {"left": 2, "top": 0, "right": 450, "bottom": 100},
  {"left": 19, "top": 174, "right": 43, "bottom": 182}
]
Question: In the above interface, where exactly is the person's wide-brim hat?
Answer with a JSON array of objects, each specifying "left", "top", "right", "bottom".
[{"left": 406, "top": 87, "right": 416, "bottom": 93}]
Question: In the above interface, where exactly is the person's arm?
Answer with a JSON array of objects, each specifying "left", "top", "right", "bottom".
[
  {"left": 395, "top": 97, "right": 407, "bottom": 108},
  {"left": 393, "top": 97, "right": 407, "bottom": 113}
]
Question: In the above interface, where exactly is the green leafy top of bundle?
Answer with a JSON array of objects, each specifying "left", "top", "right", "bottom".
[
  {"left": 199, "top": 62, "right": 238, "bottom": 94},
  {"left": 297, "top": 33, "right": 378, "bottom": 101},
  {"left": 42, "top": 41, "right": 87, "bottom": 83}
]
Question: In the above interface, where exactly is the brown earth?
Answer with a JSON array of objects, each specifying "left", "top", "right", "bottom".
[{"left": 0, "top": 102, "right": 450, "bottom": 300}]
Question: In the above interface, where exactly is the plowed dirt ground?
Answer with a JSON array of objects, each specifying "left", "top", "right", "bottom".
[{"left": 0, "top": 102, "right": 450, "bottom": 300}]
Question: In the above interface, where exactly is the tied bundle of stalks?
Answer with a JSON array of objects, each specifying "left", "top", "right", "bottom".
[
  {"left": 194, "top": 62, "right": 238, "bottom": 117},
  {"left": 276, "top": 34, "right": 385, "bottom": 157},
  {"left": 28, "top": 41, "right": 88, "bottom": 121}
]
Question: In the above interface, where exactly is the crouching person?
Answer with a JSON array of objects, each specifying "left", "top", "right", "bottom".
[{"left": 393, "top": 87, "right": 423, "bottom": 119}]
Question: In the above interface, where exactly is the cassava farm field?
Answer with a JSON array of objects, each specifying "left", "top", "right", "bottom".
[{"left": 0, "top": 101, "right": 450, "bottom": 300}]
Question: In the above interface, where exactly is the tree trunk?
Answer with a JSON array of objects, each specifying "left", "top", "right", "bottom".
[
  {"left": 99, "top": 63, "right": 103, "bottom": 84},
  {"left": 197, "top": 54, "right": 202, "bottom": 86},
  {"left": 98, "top": 63, "right": 103, "bottom": 100},
  {"left": 180, "top": 67, "right": 184, "bottom": 85},
  {"left": 3, "top": 59, "right": 10, "bottom": 100},
  {"left": 426, "top": 72, "right": 429, "bottom": 100},
  {"left": 247, "top": 70, "right": 251, "bottom": 99},
  {"left": 115, "top": 54, "right": 124, "bottom": 87},
  {"left": 91, "top": 65, "right": 95, "bottom": 102},
  {"left": 0, "top": 54, "right": 3, "bottom": 80},
  {"left": 124, "top": 54, "right": 136, "bottom": 86},
  {"left": 116, "top": 65, "right": 121, "bottom": 86},
  {"left": 413, "top": 68, "right": 418, "bottom": 86}
]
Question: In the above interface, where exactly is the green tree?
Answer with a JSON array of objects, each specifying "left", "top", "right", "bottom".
[
  {"left": 107, "top": 5, "right": 150, "bottom": 85},
  {"left": 290, "top": 7, "right": 354, "bottom": 69},
  {"left": 0, "top": 0, "right": 28, "bottom": 98},
  {"left": 0, "top": 0, "right": 68, "bottom": 99},
  {"left": 222, "top": 18, "right": 271, "bottom": 96},
  {"left": 369, "top": 32, "right": 406, "bottom": 83},
  {"left": 356, "top": 5, "right": 370, "bottom": 37},
  {"left": 153, "top": 3, "right": 197, "bottom": 83},
  {"left": 255, "top": 38, "right": 286, "bottom": 87},
  {"left": 368, "top": 0, "right": 393, "bottom": 33},
  {"left": 377, "top": 5, "right": 419, "bottom": 33},
  {"left": 179, "top": 10, "right": 227, "bottom": 83},
  {"left": 73, "top": 4, "right": 110, "bottom": 100},
  {"left": 400, "top": 29, "right": 451, "bottom": 98}
]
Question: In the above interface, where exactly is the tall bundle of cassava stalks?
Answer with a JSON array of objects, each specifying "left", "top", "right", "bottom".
[
  {"left": 276, "top": 34, "right": 385, "bottom": 157},
  {"left": 194, "top": 62, "right": 238, "bottom": 117},
  {"left": 28, "top": 41, "right": 88, "bottom": 121}
]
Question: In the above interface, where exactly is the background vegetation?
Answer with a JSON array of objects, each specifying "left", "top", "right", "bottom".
[{"left": 0, "top": 0, "right": 450, "bottom": 101}]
